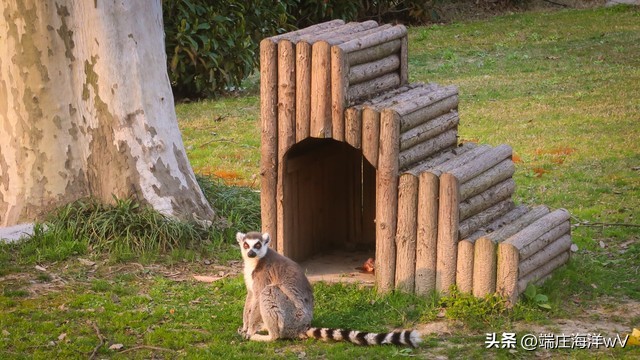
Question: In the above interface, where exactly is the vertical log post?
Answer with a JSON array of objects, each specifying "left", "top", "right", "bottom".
[
  {"left": 376, "top": 109, "right": 400, "bottom": 293},
  {"left": 295, "top": 41, "right": 312, "bottom": 142},
  {"left": 345, "top": 107, "right": 362, "bottom": 149},
  {"left": 310, "top": 41, "right": 332, "bottom": 138},
  {"left": 362, "top": 107, "right": 381, "bottom": 167},
  {"left": 415, "top": 172, "right": 439, "bottom": 295},
  {"left": 331, "top": 46, "right": 348, "bottom": 141},
  {"left": 395, "top": 173, "right": 418, "bottom": 292},
  {"left": 456, "top": 239, "right": 474, "bottom": 293},
  {"left": 276, "top": 40, "right": 296, "bottom": 254},
  {"left": 436, "top": 173, "right": 460, "bottom": 293},
  {"left": 260, "top": 39, "right": 278, "bottom": 250}
]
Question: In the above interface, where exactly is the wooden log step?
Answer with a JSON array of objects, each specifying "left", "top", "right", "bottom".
[
  {"left": 520, "top": 221, "right": 571, "bottom": 260},
  {"left": 504, "top": 209, "right": 571, "bottom": 251},
  {"left": 368, "top": 83, "right": 441, "bottom": 110},
  {"left": 449, "top": 144, "right": 513, "bottom": 184},
  {"left": 295, "top": 21, "right": 378, "bottom": 45},
  {"left": 322, "top": 21, "right": 380, "bottom": 46},
  {"left": 395, "top": 174, "right": 419, "bottom": 293},
  {"left": 471, "top": 205, "right": 547, "bottom": 297},
  {"left": 467, "top": 205, "right": 530, "bottom": 242},
  {"left": 339, "top": 25, "right": 407, "bottom": 55},
  {"left": 459, "top": 199, "right": 514, "bottom": 240},
  {"left": 415, "top": 171, "right": 439, "bottom": 295},
  {"left": 398, "top": 129, "right": 458, "bottom": 170},
  {"left": 349, "top": 54, "right": 401, "bottom": 85},
  {"left": 348, "top": 39, "right": 402, "bottom": 67},
  {"left": 361, "top": 83, "right": 426, "bottom": 107},
  {"left": 347, "top": 72, "right": 401, "bottom": 102},
  {"left": 459, "top": 178, "right": 516, "bottom": 221},
  {"left": 393, "top": 85, "right": 457, "bottom": 121},
  {"left": 519, "top": 234, "right": 572, "bottom": 279},
  {"left": 459, "top": 159, "right": 515, "bottom": 201},
  {"left": 401, "top": 97, "right": 458, "bottom": 132},
  {"left": 497, "top": 209, "right": 571, "bottom": 305},
  {"left": 484, "top": 205, "right": 550, "bottom": 243},
  {"left": 400, "top": 111, "right": 459, "bottom": 151},
  {"left": 330, "top": 23, "right": 393, "bottom": 45},
  {"left": 517, "top": 251, "right": 570, "bottom": 295},
  {"left": 268, "top": 19, "right": 345, "bottom": 42},
  {"left": 405, "top": 143, "right": 476, "bottom": 176},
  {"left": 429, "top": 144, "right": 492, "bottom": 177}
]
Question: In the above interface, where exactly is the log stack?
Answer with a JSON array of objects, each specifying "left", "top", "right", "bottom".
[
  {"left": 496, "top": 208, "right": 572, "bottom": 305},
  {"left": 259, "top": 20, "right": 573, "bottom": 304},
  {"left": 260, "top": 20, "right": 409, "bottom": 253}
]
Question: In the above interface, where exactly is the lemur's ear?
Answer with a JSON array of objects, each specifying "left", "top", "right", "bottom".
[
  {"left": 261, "top": 233, "right": 271, "bottom": 246},
  {"left": 236, "top": 232, "right": 245, "bottom": 244}
]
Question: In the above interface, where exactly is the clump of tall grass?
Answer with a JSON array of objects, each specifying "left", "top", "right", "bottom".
[
  {"left": 196, "top": 175, "right": 261, "bottom": 234},
  {"left": 0, "top": 176, "right": 261, "bottom": 264},
  {"left": 44, "top": 196, "right": 210, "bottom": 258}
]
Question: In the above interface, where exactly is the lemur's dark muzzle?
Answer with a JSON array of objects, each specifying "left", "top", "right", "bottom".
[{"left": 247, "top": 250, "right": 256, "bottom": 258}]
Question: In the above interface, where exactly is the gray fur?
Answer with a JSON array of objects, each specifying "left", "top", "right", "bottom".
[
  {"left": 236, "top": 231, "right": 421, "bottom": 347},
  {"left": 237, "top": 232, "right": 314, "bottom": 341}
]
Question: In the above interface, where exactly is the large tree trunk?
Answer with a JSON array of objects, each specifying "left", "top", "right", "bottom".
[{"left": 0, "top": 0, "right": 214, "bottom": 226}]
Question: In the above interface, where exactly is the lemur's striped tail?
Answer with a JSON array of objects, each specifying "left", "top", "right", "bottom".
[{"left": 305, "top": 327, "right": 421, "bottom": 347}]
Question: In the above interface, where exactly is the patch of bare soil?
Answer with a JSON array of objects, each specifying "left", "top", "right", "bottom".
[{"left": 519, "top": 297, "right": 640, "bottom": 336}]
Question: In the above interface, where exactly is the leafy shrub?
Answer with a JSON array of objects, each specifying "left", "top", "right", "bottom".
[
  {"left": 163, "top": 0, "right": 290, "bottom": 99},
  {"left": 285, "top": 0, "right": 359, "bottom": 28}
]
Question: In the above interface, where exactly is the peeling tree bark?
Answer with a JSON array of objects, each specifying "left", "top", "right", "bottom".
[{"left": 0, "top": 0, "right": 214, "bottom": 226}]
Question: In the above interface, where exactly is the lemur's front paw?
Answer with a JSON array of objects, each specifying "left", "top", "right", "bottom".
[{"left": 237, "top": 327, "right": 248, "bottom": 337}]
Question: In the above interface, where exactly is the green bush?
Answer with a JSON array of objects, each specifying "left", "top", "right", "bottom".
[
  {"left": 285, "top": 0, "right": 359, "bottom": 28},
  {"left": 163, "top": 0, "right": 290, "bottom": 99}
]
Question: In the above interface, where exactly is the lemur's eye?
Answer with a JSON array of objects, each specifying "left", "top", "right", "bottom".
[
  {"left": 254, "top": 243, "right": 262, "bottom": 249},
  {"left": 243, "top": 242, "right": 249, "bottom": 249}
]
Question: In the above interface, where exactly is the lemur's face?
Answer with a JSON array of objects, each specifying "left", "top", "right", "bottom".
[{"left": 236, "top": 232, "right": 270, "bottom": 259}]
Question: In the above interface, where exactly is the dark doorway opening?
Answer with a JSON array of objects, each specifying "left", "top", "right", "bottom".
[{"left": 282, "top": 138, "right": 376, "bottom": 283}]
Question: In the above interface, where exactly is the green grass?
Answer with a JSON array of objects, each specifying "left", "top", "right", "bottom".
[{"left": 1, "top": 5, "right": 640, "bottom": 359}]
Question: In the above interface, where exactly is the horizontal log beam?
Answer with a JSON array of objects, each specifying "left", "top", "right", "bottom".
[
  {"left": 400, "top": 111, "right": 459, "bottom": 151},
  {"left": 339, "top": 25, "right": 407, "bottom": 53},
  {"left": 398, "top": 129, "right": 458, "bottom": 170},
  {"left": 519, "top": 234, "right": 572, "bottom": 278}
]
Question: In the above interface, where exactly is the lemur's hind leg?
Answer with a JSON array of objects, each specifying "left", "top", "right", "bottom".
[{"left": 249, "top": 285, "right": 298, "bottom": 341}]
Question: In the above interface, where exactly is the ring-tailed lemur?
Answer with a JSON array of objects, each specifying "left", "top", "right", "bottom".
[{"left": 236, "top": 231, "right": 422, "bottom": 347}]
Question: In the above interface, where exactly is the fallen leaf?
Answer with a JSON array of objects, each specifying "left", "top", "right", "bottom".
[
  {"left": 512, "top": 153, "right": 522, "bottom": 163},
  {"left": 193, "top": 275, "right": 222, "bottom": 283},
  {"left": 627, "top": 328, "right": 640, "bottom": 346},
  {"left": 533, "top": 167, "right": 546, "bottom": 177},
  {"left": 570, "top": 244, "right": 579, "bottom": 252},
  {"left": 109, "top": 343, "right": 124, "bottom": 350},
  {"left": 169, "top": 308, "right": 175, "bottom": 314},
  {"left": 58, "top": 333, "right": 67, "bottom": 341},
  {"left": 2, "top": 330, "right": 10, "bottom": 336},
  {"left": 591, "top": 283, "right": 598, "bottom": 289},
  {"left": 35, "top": 265, "right": 47, "bottom": 272},
  {"left": 78, "top": 258, "right": 96, "bottom": 266},
  {"left": 599, "top": 241, "right": 606, "bottom": 249},
  {"left": 437, "top": 308, "right": 446, "bottom": 318}
]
